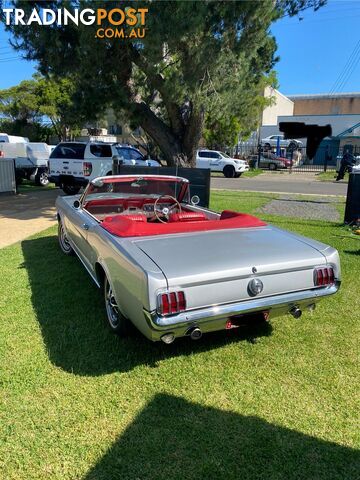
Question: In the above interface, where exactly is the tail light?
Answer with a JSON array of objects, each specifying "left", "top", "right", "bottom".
[
  {"left": 158, "top": 291, "right": 186, "bottom": 316},
  {"left": 0, "top": 151, "right": 4, "bottom": 158},
  {"left": 314, "top": 266, "right": 335, "bottom": 287},
  {"left": 83, "top": 162, "right": 92, "bottom": 176}
]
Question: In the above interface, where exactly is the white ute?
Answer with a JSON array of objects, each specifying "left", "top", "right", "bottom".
[
  {"left": 49, "top": 142, "right": 161, "bottom": 195},
  {"left": 196, "top": 149, "right": 249, "bottom": 178}
]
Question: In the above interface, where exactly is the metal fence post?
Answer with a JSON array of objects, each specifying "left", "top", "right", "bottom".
[{"left": 257, "top": 144, "right": 261, "bottom": 169}]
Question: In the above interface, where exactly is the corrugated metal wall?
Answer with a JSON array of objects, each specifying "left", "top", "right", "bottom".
[{"left": 0, "top": 158, "right": 16, "bottom": 194}]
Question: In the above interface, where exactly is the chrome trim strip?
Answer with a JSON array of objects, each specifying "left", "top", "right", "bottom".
[{"left": 145, "top": 282, "right": 340, "bottom": 329}]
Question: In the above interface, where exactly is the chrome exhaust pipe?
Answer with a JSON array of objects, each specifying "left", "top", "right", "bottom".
[
  {"left": 290, "top": 306, "right": 302, "bottom": 319},
  {"left": 187, "top": 327, "right": 202, "bottom": 340}
]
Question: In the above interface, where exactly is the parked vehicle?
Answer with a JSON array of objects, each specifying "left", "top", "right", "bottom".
[
  {"left": 56, "top": 174, "right": 341, "bottom": 343},
  {"left": 196, "top": 150, "right": 249, "bottom": 178},
  {"left": 261, "top": 135, "right": 303, "bottom": 150},
  {"left": 259, "top": 153, "right": 292, "bottom": 170},
  {"left": 49, "top": 142, "right": 161, "bottom": 195},
  {"left": 0, "top": 142, "right": 50, "bottom": 186},
  {"left": 0, "top": 133, "right": 29, "bottom": 143}
]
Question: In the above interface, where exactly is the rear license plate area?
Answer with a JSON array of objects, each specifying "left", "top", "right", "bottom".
[{"left": 226, "top": 311, "right": 269, "bottom": 329}]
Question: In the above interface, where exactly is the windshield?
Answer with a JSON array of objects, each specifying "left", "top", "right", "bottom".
[
  {"left": 221, "top": 152, "right": 231, "bottom": 158},
  {"left": 83, "top": 176, "right": 189, "bottom": 203}
]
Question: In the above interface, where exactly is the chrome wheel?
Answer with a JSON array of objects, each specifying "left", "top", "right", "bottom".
[
  {"left": 104, "top": 277, "right": 131, "bottom": 335},
  {"left": 105, "top": 279, "right": 120, "bottom": 329},
  {"left": 58, "top": 222, "right": 74, "bottom": 255}
]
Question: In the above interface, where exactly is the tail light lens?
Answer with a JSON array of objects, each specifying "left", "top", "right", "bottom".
[
  {"left": 0, "top": 151, "right": 4, "bottom": 157},
  {"left": 158, "top": 291, "right": 186, "bottom": 316},
  {"left": 83, "top": 162, "right": 92, "bottom": 176},
  {"left": 314, "top": 266, "right": 335, "bottom": 287}
]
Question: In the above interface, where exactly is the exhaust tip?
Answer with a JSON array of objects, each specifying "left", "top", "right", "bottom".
[
  {"left": 161, "top": 333, "right": 175, "bottom": 344},
  {"left": 290, "top": 306, "right": 302, "bottom": 319},
  {"left": 187, "top": 327, "right": 202, "bottom": 340}
]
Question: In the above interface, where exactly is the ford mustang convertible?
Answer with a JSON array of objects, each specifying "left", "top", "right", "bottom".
[{"left": 56, "top": 175, "right": 341, "bottom": 343}]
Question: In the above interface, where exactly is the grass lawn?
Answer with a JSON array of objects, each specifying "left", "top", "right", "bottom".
[
  {"left": 315, "top": 171, "right": 348, "bottom": 183},
  {"left": 0, "top": 191, "right": 359, "bottom": 479},
  {"left": 17, "top": 180, "right": 57, "bottom": 193}
]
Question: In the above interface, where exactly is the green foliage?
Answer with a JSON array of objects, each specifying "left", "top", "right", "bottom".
[
  {"left": 204, "top": 116, "right": 241, "bottom": 149},
  {"left": 3, "top": 0, "right": 325, "bottom": 163},
  {"left": 0, "top": 118, "right": 52, "bottom": 142},
  {"left": 0, "top": 75, "right": 81, "bottom": 141}
]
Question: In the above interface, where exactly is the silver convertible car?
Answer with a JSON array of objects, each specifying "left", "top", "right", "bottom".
[{"left": 56, "top": 175, "right": 341, "bottom": 343}]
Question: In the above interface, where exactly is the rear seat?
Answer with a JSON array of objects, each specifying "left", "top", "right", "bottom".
[{"left": 168, "top": 212, "right": 208, "bottom": 222}]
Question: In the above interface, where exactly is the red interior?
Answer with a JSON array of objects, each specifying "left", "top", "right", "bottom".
[{"left": 100, "top": 209, "right": 266, "bottom": 237}]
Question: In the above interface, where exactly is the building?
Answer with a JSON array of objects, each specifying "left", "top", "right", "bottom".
[
  {"left": 258, "top": 91, "right": 360, "bottom": 161},
  {"left": 289, "top": 92, "right": 360, "bottom": 116}
]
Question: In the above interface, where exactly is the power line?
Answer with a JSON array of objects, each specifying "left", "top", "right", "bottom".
[
  {"left": 329, "top": 38, "right": 360, "bottom": 94},
  {"left": 0, "top": 56, "right": 22, "bottom": 63},
  {"left": 337, "top": 52, "right": 360, "bottom": 92}
]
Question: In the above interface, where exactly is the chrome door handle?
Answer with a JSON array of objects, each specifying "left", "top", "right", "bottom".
[{"left": 82, "top": 223, "right": 89, "bottom": 231}]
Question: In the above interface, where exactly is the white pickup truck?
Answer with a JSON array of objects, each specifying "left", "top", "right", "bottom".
[
  {"left": 196, "top": 149, "right": 249, "bottom": 177},
  {"left": 0, "top": 142, "right": 50, "bottom": 186},
  {"left": 49, "top": 142, "right": 161, "bottom": 194}
]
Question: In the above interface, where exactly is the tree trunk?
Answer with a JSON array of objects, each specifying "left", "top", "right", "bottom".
[{"left": 135, "top": 101, "right": 204, "bottom": 167}]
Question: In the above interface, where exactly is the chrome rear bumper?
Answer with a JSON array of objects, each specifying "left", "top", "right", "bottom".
[{"left": 143, "top": 283, "right": 340, "bottom": 340}]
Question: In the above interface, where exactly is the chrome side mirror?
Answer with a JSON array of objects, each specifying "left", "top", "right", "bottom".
[
  {"left": 73, "top": 200, "right": 81, "bottom": 209},
  {"left": 191, "top": 195, "right": 200, "bottom": 206}
]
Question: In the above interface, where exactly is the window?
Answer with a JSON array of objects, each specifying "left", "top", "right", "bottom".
[
  {"left": 90, "top": 144, "right": 112, "bottom": 157},
  {"left": 198, "top": 151, "right": 218, "bottom": 159},
  {"left": 128, "top": 148, "right": 144, "bottom": 161},
  {"left": 109, "top": 124, "right": 123, "bottom": 135},
  {"left": 50, "top": 143, "right": 86, "bottom": 159}
]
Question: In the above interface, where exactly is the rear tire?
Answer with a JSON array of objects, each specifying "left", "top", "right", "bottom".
[
  {"left": 35, "top": 170, "right": 49, "bottom": 186},
  {"left": 234, "top": 172, "right": 242, "bottom": 178},
  {"left": 223, "top": 165, "right": 235, "bottom": 178},
  {"left": 269, "top": 163, "right": 277, "bottom": 171},
  {"left": 58, "top": 221, "right": 74, "bottom": 256},
  {"left": 62, "top": 184, "right": 81, "bottom": 195},
  {"left": 104, "top": 277, "right": 131, "bottom": 336}
]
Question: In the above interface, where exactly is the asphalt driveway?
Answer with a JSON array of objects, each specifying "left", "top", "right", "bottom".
[
  {"left": 0, "top": 189, "right": 61, "bottom": 248},
  {"left": 212, "top": 172, "right": 348, "bottom": 196}
]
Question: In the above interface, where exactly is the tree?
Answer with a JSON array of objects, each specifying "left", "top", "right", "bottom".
[
  {"left": 0, "top": 75, "right": 81, "bottom": 141},
  {"left": 0, "top": 79, "right": 41, "bottom": 123},
  {"left": 35, "top": 76, "right": 81, "bottom": 141},
  {"left": 2, "top": 0, "right": 326, "bottom": 165}
]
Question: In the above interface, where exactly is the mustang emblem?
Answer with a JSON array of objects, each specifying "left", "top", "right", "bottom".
[{"left": 248, "top": 278, "right": 263, "bottom": 296}]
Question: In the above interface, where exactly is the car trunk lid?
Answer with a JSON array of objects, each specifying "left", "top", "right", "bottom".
[{"left": 133, "top": 226, "right": 327, "bottom": 309}]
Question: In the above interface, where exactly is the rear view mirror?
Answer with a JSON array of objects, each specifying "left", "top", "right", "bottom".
[{"left": 191, "top": 195, "right": 200, "bottom": 206}]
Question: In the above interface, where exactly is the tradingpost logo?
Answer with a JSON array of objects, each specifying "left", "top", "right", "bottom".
[{"left": 2, "top": 6, "right": 148, "bottom": 40}]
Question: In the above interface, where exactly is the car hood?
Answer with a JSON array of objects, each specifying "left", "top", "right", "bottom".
[{"left": 132, "top": 226, "right": 328, "bottom": 287}]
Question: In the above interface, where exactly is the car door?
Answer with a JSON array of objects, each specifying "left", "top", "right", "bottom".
[
  {"left": 129, "top": 148, "right": 147, "bottom": 166},
  {"left": 65, "top": 204, "right": 98, "bottom": 273},
  {"left": 196, "top": 151, "right": 211, "bottom": 169},
  {"left": 209, "top": 152, "right": 222, "bottom": 171}
]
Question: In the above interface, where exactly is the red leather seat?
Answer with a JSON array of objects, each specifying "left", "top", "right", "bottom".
[
  {"left": 168, "top": 212, "right": 208, "bottom": 222},
  {"left": 104, "top": 214, "right": 147, "bottom": 223}
]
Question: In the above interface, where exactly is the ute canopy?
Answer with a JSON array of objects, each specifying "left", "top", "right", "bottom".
[{"left": 82, "top": 175, "right": 190, "bottom": 205}]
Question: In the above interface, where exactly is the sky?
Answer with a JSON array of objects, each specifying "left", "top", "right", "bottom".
[{"left": 0, "top": 0, "right": 359, "bottom": 96}]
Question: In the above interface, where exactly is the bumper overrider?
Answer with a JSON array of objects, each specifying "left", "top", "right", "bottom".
[{"left": 143, "top": 282, "right": 340, "bottom": 341}]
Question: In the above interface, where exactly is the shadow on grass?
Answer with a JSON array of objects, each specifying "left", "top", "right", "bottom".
[
  {"left": 21, "top": 235, "right": 272, "bottom": 376},
  {"left": 83, "top": 393, "right": 360, "bottom": 480}
]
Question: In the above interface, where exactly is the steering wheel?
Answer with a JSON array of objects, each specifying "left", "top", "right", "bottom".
[{"left": 152, "top": 195, "right": 182, "bottom": 223}]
